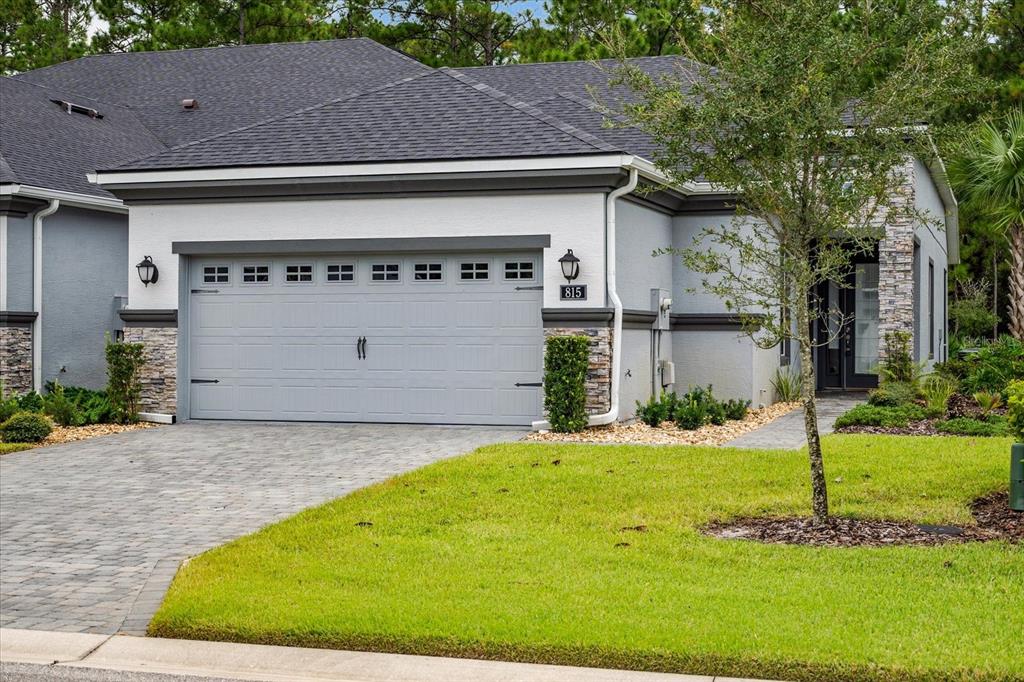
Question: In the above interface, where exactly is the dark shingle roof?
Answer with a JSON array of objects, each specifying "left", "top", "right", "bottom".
[
  {"left": 0, "top": 77, "right": 166, "bottom": 197},
  {"left": 113, "top": 69, "right": 618, "bottom": 171},
  {"left": 16, "top": 38, "right": 430, "bottom": 148}
]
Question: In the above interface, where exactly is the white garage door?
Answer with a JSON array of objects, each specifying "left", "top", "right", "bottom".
[{"left": 187, "top": 252, "right": 544, "bottom": 425}]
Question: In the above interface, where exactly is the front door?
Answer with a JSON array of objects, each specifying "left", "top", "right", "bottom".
[{"left": 816, "top": 262, "right": 880, "bottom": 390}]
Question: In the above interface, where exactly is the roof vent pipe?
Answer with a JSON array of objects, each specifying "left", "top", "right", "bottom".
[{"left": 181, "top": 99, "right": 198, "bottom": 110}]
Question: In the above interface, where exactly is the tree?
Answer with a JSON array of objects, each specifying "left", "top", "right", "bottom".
[
  {"left": 948, "top": 107, "right": 1024, "bottom": 340},
  {"left": 1, "top": 0, "right": 91, "bottom": 73},
  {"left": 614, "top": 0, "right": 977, "bottom": 522},
  {"left": 514, "top": 0, "right": 707, "bottom": 63}
]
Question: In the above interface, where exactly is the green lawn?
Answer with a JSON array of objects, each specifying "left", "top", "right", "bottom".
[
  {"left": 0, "top": 442, "right": 33, "bottom": 454},
  {"left": 152, "top": 435, "right": 1023, "bottom": 682}
]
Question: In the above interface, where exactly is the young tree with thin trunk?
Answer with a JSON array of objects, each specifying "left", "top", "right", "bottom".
[
  {"left": 949, "top": 106, "right": 1024, "bottom": 341},
  {"left": 613, "top": 0, "right": 977, "bottom": 523}
]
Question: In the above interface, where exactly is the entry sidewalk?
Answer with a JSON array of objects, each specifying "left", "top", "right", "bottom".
[{"left": 0, "top": 628, "right": 780, "bottom": 682}]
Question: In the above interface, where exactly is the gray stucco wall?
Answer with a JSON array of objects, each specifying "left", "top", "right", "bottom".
[
  {"left": 913, "top": 157, "right": 949, "bottom": 368},
  {"left": 41, "top": 206, "right": 128, "bottom": 389},
  {"left": 672, "top": 330, "right": 776, "bottom": 405},
  {"left": 616, "top": 199, "right": 674, "bottom": 310},
  {"left": 5, "top": 214, "right": 33, "bottom": 311}
]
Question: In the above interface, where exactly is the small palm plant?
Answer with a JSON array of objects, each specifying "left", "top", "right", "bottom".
[
  {"left": 948, "top": 106, "right": 1024, "bottom": 341},
  {"left": 974, "top": 391, "right": 1004, "bottom": 420}
]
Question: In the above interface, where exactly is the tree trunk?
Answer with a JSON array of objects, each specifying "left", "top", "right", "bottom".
[
  {"left": 238, "top": 1, "right": 246, "bottom": 45},
  {"left": 795, "top": 291, "right": 829, "bottom": 524},
  {"left": 1009, "top": 223, "right": 1024, "bottom": 341}
]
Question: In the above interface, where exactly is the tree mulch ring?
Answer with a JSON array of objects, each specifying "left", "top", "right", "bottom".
[
  {"left": 703, "top": 491, "right": 1022, "bottom": 547},
  {"left": 834, "top": 419, "right": 940, "bottom": 436}
]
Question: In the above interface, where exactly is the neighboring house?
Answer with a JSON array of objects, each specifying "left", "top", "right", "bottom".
[{"left": 0, "top": 39, "right": 957, "bottom": 426}]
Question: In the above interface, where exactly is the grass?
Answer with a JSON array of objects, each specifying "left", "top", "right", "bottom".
[
  {"left": 0, "top": 442, "right": 34, "bottom": 454},
  {"left": 151, "top": 434, "right": 1023, "bottom": 682}
]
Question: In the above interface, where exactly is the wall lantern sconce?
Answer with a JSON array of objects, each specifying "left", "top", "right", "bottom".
[
  {"left": 558, "top": 249, "right": 580, "bottom": 283},
  {"left": 136, "top": 256, "right": 159, "bottom": 287}
]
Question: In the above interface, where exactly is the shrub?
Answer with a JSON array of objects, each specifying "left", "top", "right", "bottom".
[
  {"left": 707, "top": 400, "right": 728, "bottom": 426},
  {"left": 722, "top": 398, "right": 751, "bottom": 421},
  {"left": 834, "top": 404, "right": 927, "bottom": 429},
  {"left": 675, "top": 398, "right": 708, "bottom": 430},
  {"left": 1006, "top": 380, "right": 1024, "bottom": 442},
  {"left": 0, "top": 412, "right": 53, "bottom": 443},
  {"left": 920, "top": 375, "right": 957, "bottom": 419},
  {"left": 44, "top": 382, "right": 113, "bottom": 425},
  {"left": 106, "top": 338, "right": 146, "bottom": 424},
  {"left": 43, "top": 380, "right": 84, "bottom": 427},
  {"left": 879, "top": 331, "right": 918, "bottom": 384},
  {"left": 635, "top": 391, "right": 679, "bottom": 427},
  {"left": 938, "top": 336, "right": 1024, "bottom": 397},
  {"left": 543, "top": 335, "right": 590, "bottom": 433},
  {"left": 0, "top": 396, "right": 19, "bottom": 423},
  {"left": 936, "top": 417, "right": 1012, "bottom": 438},
  {"left": 17, "top": 391, "right": 43, "bottom": 412},
  {"left": 771, "top": 366, "right": 802, "bottom": 402},
  {"left": 868, "top": 381, "right": 919, "bottom": 407}
]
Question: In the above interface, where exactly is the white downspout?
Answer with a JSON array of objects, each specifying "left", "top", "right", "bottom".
[
  {"left": 587, "top": 167, "right": 638, "bottom": 426},
  {"left": 32, "top": 199, "right": 59, "bottom": 392},
  {"left": 533, "top": 168, "right": 638, "bottom": 430}
]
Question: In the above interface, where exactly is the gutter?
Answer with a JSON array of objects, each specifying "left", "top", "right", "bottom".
[
  {"left": 32, "top": 199, "right": 59, "bottom": 392},
  {"left": 533, "top": 167, "right": 639, "bottom": 430},
  {"left": 0, "top": 183, "right": 126, "bottom": 214}
]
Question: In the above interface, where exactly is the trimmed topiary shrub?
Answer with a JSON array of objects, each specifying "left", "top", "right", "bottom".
[
  {"left": 106, "top": 338, "right": 146, "bottom": 424},
  {"left": 543, "top": 335, "right": 590, "bottom": 433},
  {"left": 1, "top": 411, "right": 53, "bottom": 443},
  {"left": 834, "top": 404, "right": 927, "bottom": 429}
]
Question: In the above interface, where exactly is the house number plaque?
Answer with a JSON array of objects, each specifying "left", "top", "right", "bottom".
[{"left": 560, "top": 284, "right": 587, "bottom": 301}]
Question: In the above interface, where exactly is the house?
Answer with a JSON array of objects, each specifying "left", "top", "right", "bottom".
[{"left": 0, "top": 39, "right": 957, "bottom": 426}]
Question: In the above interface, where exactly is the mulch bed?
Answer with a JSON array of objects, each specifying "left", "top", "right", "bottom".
[
  {"left": 834, "top": 419, "right": 941, "bottom": 436},
  {"left": 703, "top": 491, "right": 1022, "bottom": 547}
]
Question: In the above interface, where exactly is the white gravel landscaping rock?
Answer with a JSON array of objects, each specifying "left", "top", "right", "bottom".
[{"left": 526, "top": 402, "right": 802, "bottom": 446}]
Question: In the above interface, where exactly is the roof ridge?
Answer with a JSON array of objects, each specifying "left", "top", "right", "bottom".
[
  {"left": 104, "top": 69, "right": 438, "bottom": 171},
  {"left": 457, "top": 53, "right": 697, "bottom": 70},
  {"left": 438, "top": 68, "right": 619, "bottom": 154}
]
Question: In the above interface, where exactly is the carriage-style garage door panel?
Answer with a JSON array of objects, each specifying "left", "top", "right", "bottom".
[{"left": 188, "top": 253, "right": 543, "bottom": 425}]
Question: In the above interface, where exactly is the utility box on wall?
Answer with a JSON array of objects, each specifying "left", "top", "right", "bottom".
[{"left": 650, "top": 288, "right": 671, "bottom": 331}]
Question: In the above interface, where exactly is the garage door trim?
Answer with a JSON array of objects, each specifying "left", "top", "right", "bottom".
[{"left": 172, "top": 234, "right": 551, "bottom": 256}]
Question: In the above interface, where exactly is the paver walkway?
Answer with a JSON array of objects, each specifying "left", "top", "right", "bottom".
[
  {"left": 724, "top": 395, "right": 864, "bottom": 449},
  {"left": 0, "top": 422, "right": 521, "bottom": 635}
]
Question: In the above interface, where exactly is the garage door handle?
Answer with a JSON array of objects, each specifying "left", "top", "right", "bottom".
[
  {"left": 515, "top": 382, "right": 542, "bottom": 387},
  {"left": 191, "top": 379, "right": 219, "bottom": 384},
  {"left": 361, "top": 336, "right": 368, "bottom": 359},
  {"left": 356, "top": 336, "right": 366, "bottom": 359}
]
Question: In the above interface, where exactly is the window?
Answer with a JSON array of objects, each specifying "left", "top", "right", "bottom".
[
  {"left": 503, "top": 261, "right": 534, "bottom": 280},
  {"left": 928, "top": 258, "right": 935, "bottom": 359},
  {"left": 371, "top": 263, "right": 400, "bottom": 282},
  {"left": 285, "top": 264, "right": 313, "bottom": 283},
  {"left": 460, "top": 261, "right": 489, "bottom": 281},
  {"left": 413, "top": 262, "right": 443, "bottom": 281},
  {"left": 241, "top": 264, "right": 270, "bottom": 284},
  {"left": 202, "top": 265, "right": 229, "bottom": 284},
  {"left": 326, "top": 263, "right": 355, "bottom": 283}
]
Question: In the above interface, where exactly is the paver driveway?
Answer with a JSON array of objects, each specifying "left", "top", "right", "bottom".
[{"left": 0, "top": 422, "right": 521, "bottom": 635}]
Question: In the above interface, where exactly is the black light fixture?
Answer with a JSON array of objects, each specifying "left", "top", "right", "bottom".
[
  {"left": 136, "top": 256, "right": 159, "bottom": 287},
  {"left": 558, "top": 249, "right": 580, "bottom": 283}
]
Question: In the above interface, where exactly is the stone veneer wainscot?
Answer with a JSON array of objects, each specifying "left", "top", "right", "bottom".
[
  {"left": 122, "top": 326, "right": 177, "bottom": 416},
  {"left": 0, "top": 325, "right": 33, "bottom": 395},
  {"left": 543, "top": 327, "right": 612, "bottom": 415}
]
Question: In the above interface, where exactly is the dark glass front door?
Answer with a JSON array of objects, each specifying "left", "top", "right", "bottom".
[{"left": 816, "top": 263, "right": 880, "bottom": 390}]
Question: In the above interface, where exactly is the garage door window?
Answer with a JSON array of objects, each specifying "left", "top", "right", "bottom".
[
  {"left": 285, "top": 264, "right": 313, "bottom": 283},
  {"left": 241, "top": 264, "right": 270, "bottom": 284},
  {"left": 503, "top": 261, "right": 534, "bottom": 281},
  {"left": 460, "top": 261, "right": 489, "bottom": 281},
  {"left": 413, "top": 262, "right": 444, "bottom": 282},
  {"left": 326, "top": 263, "right": 355, "bottom": 283},
  {"left": 202, "top": 265, "right": 230, "bottom": 284},
  {"left": 371, "top": 263, "right": 400, "bottom": 282}
]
